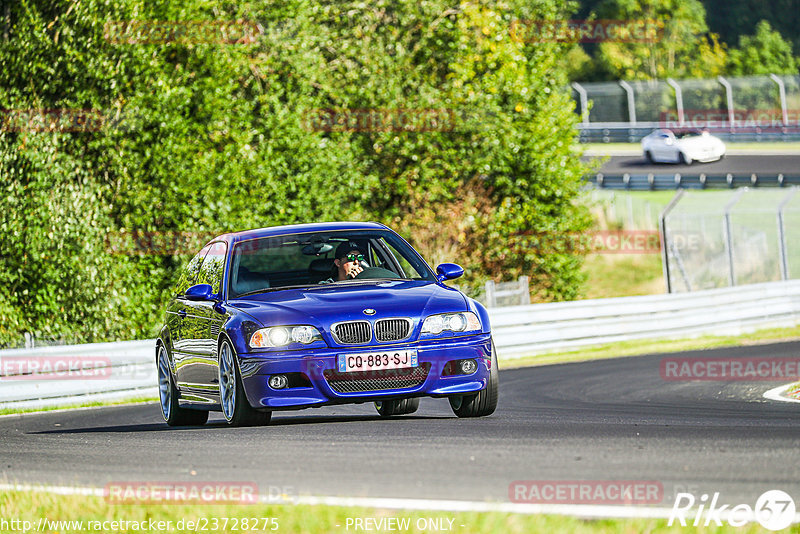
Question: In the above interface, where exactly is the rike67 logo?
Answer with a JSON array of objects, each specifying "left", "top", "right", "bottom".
[{"left": 669, "top": 490, "right": 796, "bottom": 531}]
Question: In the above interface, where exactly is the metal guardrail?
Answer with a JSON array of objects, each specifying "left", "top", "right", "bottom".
[
  {"left": 492, "top": 279, "right": 800, "bottom": 356},
  {"left": 577, "top": 125, "right": 800, "bottom": 144},
  {"left": 2, "top": 279, "right": 800, "bottom": 409},
  {"left": 588, "top": 173, "right": 800, "bottom": 190},
  {"left": 0, "top": 340, "right": 157, "bottom": 410}
]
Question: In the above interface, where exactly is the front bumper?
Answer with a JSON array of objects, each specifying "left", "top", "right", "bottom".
[{"left": 238, "top": 333, "right": 493, "bottom": 410}]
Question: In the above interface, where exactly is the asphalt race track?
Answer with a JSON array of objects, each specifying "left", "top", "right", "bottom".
[
  {"left": 592, "top": 154, "right": 800, "bottom": 176},
  {"left": 2, "top": 341, "right": 800, "bottom": 510}
]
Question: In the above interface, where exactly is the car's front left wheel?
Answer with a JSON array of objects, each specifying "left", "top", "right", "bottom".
[
  {"left": 219, "top": 339, "right": 271, "bottom": 427},
  {"left": 449, "top": 342, "right": 499, "bottom": 418},
  {"left": 157, "top": 344, "right": 209, "bottom": 426}
]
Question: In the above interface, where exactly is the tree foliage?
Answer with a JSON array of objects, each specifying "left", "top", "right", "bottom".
[
  {"left": 589, "top": 0, "right": 727, "bottom": 80},
  {"left": 727, "top": 20, "right": 799, "bottom": 76},
  {"left": 0, "top": 0, "right": 591, "bottom": 346},
  {"left": 569, "top": 0, "right": 799, "bottom": 81}
]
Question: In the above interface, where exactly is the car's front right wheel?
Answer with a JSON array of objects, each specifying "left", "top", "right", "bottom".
[
  {"left": 449, "top": 342, "right": 499, "bottom": 418},
  {"left": 218, "top": 339, "right": 271, "bottom": 427}
]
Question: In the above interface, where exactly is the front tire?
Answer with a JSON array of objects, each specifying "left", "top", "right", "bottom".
[
  {"left": 449, "top": 342, "right": 499, "bottom": 418},
  {"left": 219, "top": 339, "right": 271, "bottom": 427},
  {"left": 375, "top": 398, "right": 420, "bottom": 417},
  {"left": 157, "top": 344, "right": 208, "bottom": 427},
  {"left": 679, "top": 152, "right": 692, "bottom": 165}
]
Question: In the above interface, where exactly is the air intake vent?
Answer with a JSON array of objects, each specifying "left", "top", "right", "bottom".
[
  {"left": 333, "top": 321, "right": 372, "bottom": 344},
  {"left": 324, "top": 363, "right": 431, "bottom": 393},
  {"left": 375, "top": 318, "right": 412, "bottom": 342}
]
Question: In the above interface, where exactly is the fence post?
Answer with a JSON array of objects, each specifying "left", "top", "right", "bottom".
[
  {"left": 777, "top": 187, "right": 798, "bottom": 280},
  {"left": 571, "top": 82, "right": 589, "bottom": 125},
  {"left": 24, "top": 332, "right": 33, "bottom": 349},
  {"left": 717, "top": 76, "right": 735, "bottom": 132},
  {"left": 666, "top": 78, "right": 684, "bottom": 127},
  {"left": 770, "top": 74, "right": 789, "bottom": 127},
  {"left": 619, "top": 80, "right": 636, "bottom": 125},
  {"left": 485, "top": 280, "right": 496, "bottom": 308},
  {"left": 660, "top": 189, "right": 685, "bottom": 293},
  {"left": 722, "top": 189, "right": 746, "bottom": 287},
  {"left": 519, "top": 276, "right": 530, "bottom": 305}
]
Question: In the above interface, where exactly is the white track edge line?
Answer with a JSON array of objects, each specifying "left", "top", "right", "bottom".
[{"left": 763, "top": 383, "right": 800, "bottom": 403}]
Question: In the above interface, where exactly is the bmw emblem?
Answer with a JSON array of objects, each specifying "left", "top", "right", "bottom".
[{"left": 363, "top": 308, "right": 376, "bottom": 315}]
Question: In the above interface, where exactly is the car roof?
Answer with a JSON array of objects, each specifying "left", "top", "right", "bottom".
[{"left": 211, "top": 221, "right": 391, "bottom": 246}]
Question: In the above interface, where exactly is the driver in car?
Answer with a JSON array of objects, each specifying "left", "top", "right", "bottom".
[{"left": 319, "top": 241, "right": 365, "bottom": 283}]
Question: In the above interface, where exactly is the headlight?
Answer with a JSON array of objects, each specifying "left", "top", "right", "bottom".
[
  {"left": 250, "top": 325, "right": 323, "bottom": 348},
  {"left": 421, "top": 312, "right": 481, "bottom": 335}
]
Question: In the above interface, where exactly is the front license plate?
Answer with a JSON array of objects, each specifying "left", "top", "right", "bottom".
[{"left": 337, "top": 350, "right": 418, "bottom": 372}]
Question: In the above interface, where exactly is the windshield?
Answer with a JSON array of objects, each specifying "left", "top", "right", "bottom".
[
  {"left": 228, "top": 229, "right": 436, "bottom": 297},
  {"left": 674, "top": 130, "right": 703, "bottom": 139}
]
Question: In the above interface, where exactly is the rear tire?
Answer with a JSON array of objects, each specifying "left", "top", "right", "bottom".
[
  {"left": 157, "top": 344, "right": 209, "bottom": 427},
  {"left": 644, "top": 150, "right": 654, "bottom": 163},
  {"left": 449, "top": 342, "right": 499, "bottom": 418},
  {"left": 375, "top": 397, "right": 420, "bottom": 417},
  {"left": 679, "top": 152, "right": 692, "bottom": 165},
  {"left": 219, "top": 339, "right": 271, "bottom": 427}
]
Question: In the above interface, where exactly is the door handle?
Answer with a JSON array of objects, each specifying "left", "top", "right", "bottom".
[{"left": 178, "top": 309, "right": 187, "bottom": 318}]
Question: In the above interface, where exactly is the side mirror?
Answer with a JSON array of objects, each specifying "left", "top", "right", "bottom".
[
  {"left": 436, "top": 263, "right": 464, "bottom": 282},
  {"left": 185, "top": 283, "right": 216, "bottom": 301}
]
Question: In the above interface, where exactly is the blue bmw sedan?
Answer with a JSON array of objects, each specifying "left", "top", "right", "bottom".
[{"left": 157, "top": 222, "right": 498, "bottom": 426}]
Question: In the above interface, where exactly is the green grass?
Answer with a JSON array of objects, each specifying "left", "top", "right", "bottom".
[
  {"left": 0, "top": 395, "right": 157, "bottom": 417},
  {"left": 499, "top": 324, "right": 800, "bottom": 369},
  {"left": 0, "top": 489, "right": 775, "bottom": 533},
  {"left": 582, "top": 254, "right": 664, "bottom": 299}
]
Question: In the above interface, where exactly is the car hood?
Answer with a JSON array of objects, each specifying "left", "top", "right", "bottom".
[
  {"left": 675, "top": 136, "right": 723, "bottom": 149},
  {"left": 228, "top": 280, "right": 467, "bottom": 330}
]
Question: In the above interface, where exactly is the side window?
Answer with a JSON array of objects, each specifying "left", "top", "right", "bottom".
[
  {"left": 175, "top": 244, "right": 212, "bottom": 295},
  {"left": 196, "top": 241, "right": 227, "bottom": 294}
]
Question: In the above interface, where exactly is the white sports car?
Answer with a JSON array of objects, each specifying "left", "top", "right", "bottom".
[{"left": 641, "top": 129, "right": 726, "bottom": 164}]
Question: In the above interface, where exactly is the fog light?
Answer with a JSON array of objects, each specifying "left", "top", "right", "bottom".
[
  {"left": 460, "top": 359, "right": 477, "bottom": 374},
  {"left": 269, "top": 374, "right": 288, "bottom": 389}
]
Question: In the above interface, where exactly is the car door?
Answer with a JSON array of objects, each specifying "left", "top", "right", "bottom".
[
  {"left": 177, "top": 241, "right": 228, "bottom": 399},
  {"left": 168, "top": 243, "right": 211, "bottom": 370},
  {"left": 652, "top": 132, "right": 674, "bottom": 161}
]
